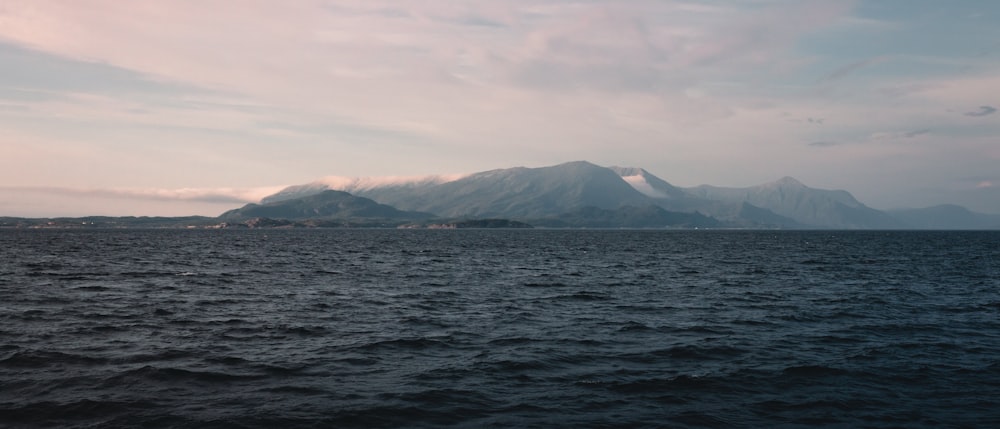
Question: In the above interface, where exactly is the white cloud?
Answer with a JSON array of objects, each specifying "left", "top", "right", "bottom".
[
  {"left": 316, "top": 174, "right": 468, "bottom": 192},
  {"left": 621, "top": 174, "right": 668, "bottom": 198}
]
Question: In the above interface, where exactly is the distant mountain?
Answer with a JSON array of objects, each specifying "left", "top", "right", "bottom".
[
  {"left": 684, "top": 177, "right": 901, "bottom": 229},
  {"left": 888, "top": 205, "right": 1000, "bottom": 230},
  {"left": 221, "top": 190, "right": 432, "bottom": 221},
  {"left": 727, "top": 202, "right": 804, "bottom": 229},
  {"left": 255, "top": 161, "right": 994, "bottom": 229},
  {"left": 607, "top": 167, "right": 803, "bottom": 228},
  {"left": 10, "top": 161, "right": 994, "bottom": 229}
]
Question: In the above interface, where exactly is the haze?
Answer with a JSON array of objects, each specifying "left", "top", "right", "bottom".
[{"left": 1, "top": 1, "right": 998, "bottom": 217}]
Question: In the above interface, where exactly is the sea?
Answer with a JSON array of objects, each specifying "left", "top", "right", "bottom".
[{"left": 1, "top": 229, "right": 998, "bottom": 428}]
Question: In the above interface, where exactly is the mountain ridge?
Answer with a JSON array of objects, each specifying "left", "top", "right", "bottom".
[
  {"left": 253, "top": 161, "right": 993, "bottom": 229},
  {"left": 684, "top": 176, "right": 897, "bottom": 228},
  {"left": 221, "top": 190, "right": 433, "bottom": 221}
]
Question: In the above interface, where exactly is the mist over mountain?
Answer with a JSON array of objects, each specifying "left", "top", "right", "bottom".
[
  {"left": 684, "top": 176, "right": 901, "bottom": 229},
  {"left": 608, "top": 167, "right": 687, "bottom": 200},
  {"left": 255, "top": 161, "right": 995, "bottom": 229},
  {"left": 262, "top": 175, "right": 465, "bottom": 205},
  {"left": 888, "top": 205, "right": 1000, "bottom": 230}
]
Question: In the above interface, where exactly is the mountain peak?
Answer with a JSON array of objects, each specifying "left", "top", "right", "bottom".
[
  {"left": 549, "top": 160, "right": 605, "bottom": 171},
  {"left": 608, "top": 166, "right": 686, "bottom": 200},
  {"left": 770, "top": 176, "right": 806, "bottom": 188}
]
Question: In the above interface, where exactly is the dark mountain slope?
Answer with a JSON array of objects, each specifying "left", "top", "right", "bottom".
[{"left": 220, "top": 190, "right": 431, "bottom": 221}]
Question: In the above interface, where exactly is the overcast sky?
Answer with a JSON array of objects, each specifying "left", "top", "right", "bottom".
[{"left": 1, "top": 0, "right": 998, "bottom": 217}]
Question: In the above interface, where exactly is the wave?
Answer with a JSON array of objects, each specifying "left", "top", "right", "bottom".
[{"left": 3, "top": 229, "right": 1000, "bottom": 428}]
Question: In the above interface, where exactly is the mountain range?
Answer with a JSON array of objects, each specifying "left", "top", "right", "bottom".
[{"left": 219, "top": 161, "right": 1000, "bottom": 229}]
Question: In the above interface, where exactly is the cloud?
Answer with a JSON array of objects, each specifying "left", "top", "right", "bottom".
[
  {"left": 2, "top": 186, "right": 285, "bottom": 204},
  {"left": 964, "top": 105, "right": 997, "bottom": 117},
  {"left": 453, "top": 15, "right": 508, "bottom": 28},
  {"left": 808, "top": 141, "right": 840, "bottom": 147},
  {"left": 876, "top": 82, "right": 944, "bottom": 99},
  {"left": 0, "top": 41, "right": 204, "bottom": 98},
  {"left": 903, "top": 129, "right": 931, "bottom": 138},
  {"left": 0, "top": 102, "right": 29, "bottom": 112},
  {"left": 785, "top": 114, "right": 825, "bottom": 125},
  {"left": 811, "top": 129, "right": 930, "bottom": 148},
  {"left": 315, "top": 174, "right": 467, "bottom": 192},
  {"left": 959, "top": 175, "right": 1000, "bottom": 189},
  {"left": 819, "top": 56, "right": 887, "bottom": 83},
  {"left": 869, "top": 129, "right": 931, "bottom": 141},
  {"left": 2, "top": 0, "right": 998, "bottom": 216},
  {"left": 0, "top": 1, "right": 853, "bottom": 97}
]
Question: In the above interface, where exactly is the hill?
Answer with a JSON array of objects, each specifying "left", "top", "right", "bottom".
[{"left": 220, "top": 190, "right": 432, "bottom": 221}]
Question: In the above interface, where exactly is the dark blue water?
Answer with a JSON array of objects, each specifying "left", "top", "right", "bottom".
[{"left": 1, "top": 229, "right": 998, "bottom": 428}]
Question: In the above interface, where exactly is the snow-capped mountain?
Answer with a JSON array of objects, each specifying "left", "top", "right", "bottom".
[{"left": 252, "top": 161, "right": 990, "bottom": 229}]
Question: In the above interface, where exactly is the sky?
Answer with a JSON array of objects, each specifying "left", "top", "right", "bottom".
[{"left": 1, "top": 0, "right": 998, "bottom": 217}]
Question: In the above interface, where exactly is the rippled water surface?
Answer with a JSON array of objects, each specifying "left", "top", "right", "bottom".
[{"left": 1, "top": 229, "right": 999, "bottom": 428}]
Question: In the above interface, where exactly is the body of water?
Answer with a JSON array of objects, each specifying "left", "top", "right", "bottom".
[{"left": 1, "top": 229, "right": 998, "bottom": 428}]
